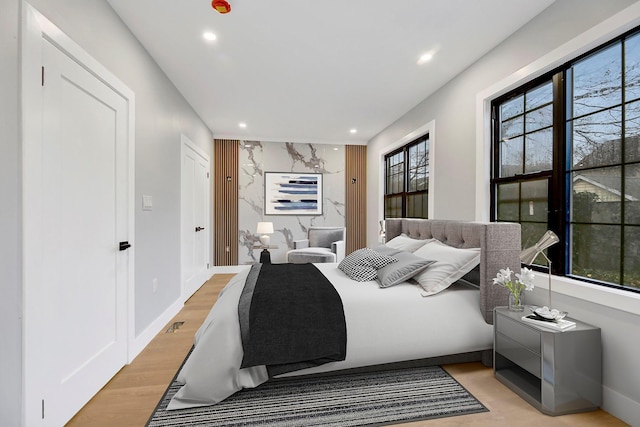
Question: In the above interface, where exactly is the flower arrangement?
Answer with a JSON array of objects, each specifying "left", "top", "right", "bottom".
[{"left": 493, "top": 267, "right": 535, "bottom": 310}]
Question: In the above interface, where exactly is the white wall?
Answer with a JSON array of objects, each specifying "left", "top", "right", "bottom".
[
  {"left": 1, "top": 0, "right": 213, "bottom": 424},
  {"left": 367, "top": 1, "right": 640, "bottom": 425}
]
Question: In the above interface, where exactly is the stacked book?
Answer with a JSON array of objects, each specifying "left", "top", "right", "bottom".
[{"left": 521, "top": 314, "right": 576, "bottom": 330}]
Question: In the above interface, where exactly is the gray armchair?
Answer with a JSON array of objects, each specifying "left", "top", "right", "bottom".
[{"left": 286, "top": 226, "right": 346, "bottom": 264}]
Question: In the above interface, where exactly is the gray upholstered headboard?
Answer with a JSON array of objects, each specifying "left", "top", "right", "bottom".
[{"left": 384, "top": 219, "right": 521, "bottom": 324}]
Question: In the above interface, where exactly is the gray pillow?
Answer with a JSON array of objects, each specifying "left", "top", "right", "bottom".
[
  {"left": 309, "top": 228, "right": 344, "bottom": 248},
  {"left": 376, "top": 251, "right": 436, "bottom": 288},
  {"left": 338, "top": 248, "right": 397, "bottom": 282}
]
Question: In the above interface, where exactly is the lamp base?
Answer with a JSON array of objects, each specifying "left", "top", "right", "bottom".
[{"left": 260, "top": 235, "right": 270, "bottom": 246}]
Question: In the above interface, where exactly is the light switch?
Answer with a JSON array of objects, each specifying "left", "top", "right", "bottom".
[{"left": 142, "top": 195, "right": 153, "bottom": 211}]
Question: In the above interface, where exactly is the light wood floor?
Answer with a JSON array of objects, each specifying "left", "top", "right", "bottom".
[{"left": 67, "top": 274, "right": 628, "bottom": 427}]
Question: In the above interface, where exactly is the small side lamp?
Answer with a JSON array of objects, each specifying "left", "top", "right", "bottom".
[
  {"left": 256, "top": 222, "right": 274, "bottom": 247},
  {"left": 379, "top": 220, "right": 386, "bottom": 244},
  {"left": 520, "top": 230, "right": 560, "bottom": 311}
]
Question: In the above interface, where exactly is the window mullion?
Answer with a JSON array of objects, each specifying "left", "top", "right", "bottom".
[{"left": 550, "top": 71, "right": 566, "bottom": 275}]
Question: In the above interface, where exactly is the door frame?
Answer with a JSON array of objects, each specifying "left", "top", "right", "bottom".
[
  {"left": 21, "top": 2, "right": 135, "bottom": 423},
  {"left": 180, "top": 134, "right": 212, "bottom": 301}
]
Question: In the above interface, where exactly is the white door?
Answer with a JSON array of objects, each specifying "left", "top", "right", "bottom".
[
  {"left": 22, "top": 6, "right": 134, "bottom": 426},
  {"left": 181, "top": 135, "right": 211, "bottom": 299}
]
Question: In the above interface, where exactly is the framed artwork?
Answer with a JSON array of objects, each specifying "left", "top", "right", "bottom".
[{"left": 264, "top": 172, "right": 323, "bottom": 215}]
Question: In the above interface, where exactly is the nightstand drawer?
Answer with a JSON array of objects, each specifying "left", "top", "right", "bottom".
[
  {"left": 496, "top": 315, "right": 540, "bottom": 354},
  {"left": 496, "top": 332, "right": 541, "bottom": 378}
]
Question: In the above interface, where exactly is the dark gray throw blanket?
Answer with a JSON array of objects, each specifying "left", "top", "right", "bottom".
[{"left": 239, "top": 263, "right": 347, "bottom": 377}]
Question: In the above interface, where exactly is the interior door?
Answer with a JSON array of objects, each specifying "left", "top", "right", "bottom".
[
  {"left": 181, "top": 136, "right": 211, "bottom": 299},
  {"left": 23, "top": 28, "right": 131, "bottom": 426}
]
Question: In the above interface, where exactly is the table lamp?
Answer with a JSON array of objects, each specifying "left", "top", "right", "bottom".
[
  {"left": 256, "top": 222, "right": 274, "bottom": 246},
  {"left": 520, "top": 230, "right": 560, "bottom": 311}
]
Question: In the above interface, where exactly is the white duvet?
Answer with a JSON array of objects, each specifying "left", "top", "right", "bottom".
[{"left": 168, "top": 263, "right": 493, "bottom": 410}]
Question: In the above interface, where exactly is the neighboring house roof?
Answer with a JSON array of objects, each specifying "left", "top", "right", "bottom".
[
  {"left": 573, "top": 173, "right": 640, "bottom": 201},
  {"left": 572, "top": 134, "right": 640, "bottom": 201}
]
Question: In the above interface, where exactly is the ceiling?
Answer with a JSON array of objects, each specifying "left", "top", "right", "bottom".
[{"left": 106, "top": 0, "right": 555, "bottom": 144}]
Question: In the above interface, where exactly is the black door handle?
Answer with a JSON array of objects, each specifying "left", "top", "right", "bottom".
[
  {"left": 119, "top": 241, "right": 131, "bottom": 251},
  {"left": 195, "top": 226, "right": 205, "bottom": 232}
]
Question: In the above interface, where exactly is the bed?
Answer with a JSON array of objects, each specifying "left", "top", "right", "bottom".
[{"left": 168, "top": 219, "right": 521, "bottom": 410}]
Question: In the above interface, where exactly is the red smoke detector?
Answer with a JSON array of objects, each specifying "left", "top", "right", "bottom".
[{"left": 212, "top": 0, "right": 231, "bottom": 14}]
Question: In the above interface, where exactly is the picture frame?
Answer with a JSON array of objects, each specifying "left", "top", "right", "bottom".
[{"left": 264, "top": 172, "right": 323, "bottom": 215}]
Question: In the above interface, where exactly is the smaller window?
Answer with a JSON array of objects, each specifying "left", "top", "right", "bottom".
[{"left": 384, "top": 135, "right": 429, "bottom": 219}]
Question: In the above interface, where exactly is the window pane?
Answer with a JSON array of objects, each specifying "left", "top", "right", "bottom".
[
  {"left": 497, "top": 183, "right": 519, "bottom": 221},
  {"left": 624, "top": 225, "right": 640, "bottom": 289},
  {"left": 572, "top": 43, "right": 622, "bottom": 118},
  {"left": 525, "top": 104, "right": 553, "bottom": 132},
  {"left": 625, "top": 163, "right": 640, "bottom": 224},
  {"left": 525, "top": 128, "right": 553, "bottom": 173},
  {"left": 407, "top": 192, "right": 428, "bottom": 219},
  {"left": 521, "top": 180, "right": 548, "bottom": 222},
  {"left": 501, "top": 116, "right": 524, "bottom": 140},
  {"left": 526, "top": 82, "right": 553, "bottom": 110},
  {"left": 385, "top": 195, "right": 402, "bottom": 218},
  {"left": 408, "top": 171, "right": 416, "bottom": 192},
  {"left": 571, "top": 224, "right": 621, "bottom": 284},
  {"left": 571, "top": 107, "right": 622, "bottom": 169},
  {"left": 625, "top": 32, "right": 640, "bottom": 102},
  {"left": 408, "top": 140, "right": 428, "bottom": 192},
  {"left": 625, "top": 100, "right": 640, "bottom": 162},
  {"left": 386, "top": 153, "right": 404, "bottom": 195},
  {"left": 501, "top": 95, "right": 524, "bottom": 121},
  {"left": 572, "top": 167, "right": 622, "bottom": 223},
  {"left": 410, "top": 170, "right": 428, "bottom": 192},
  {"left": 500, "top": 136, "right": 523, "bottom": 177}
]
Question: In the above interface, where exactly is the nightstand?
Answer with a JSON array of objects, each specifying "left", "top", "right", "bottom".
[{"left": 494, "top": 306, "right": 602, "bottom": 416}]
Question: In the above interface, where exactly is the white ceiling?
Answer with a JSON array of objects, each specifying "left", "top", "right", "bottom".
[{"left": 106, "top": 0, "right": 555, "bottom": 144}]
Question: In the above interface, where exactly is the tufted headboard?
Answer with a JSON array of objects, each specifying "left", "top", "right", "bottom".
[{"left": 384, "top": 219, "right": 521, "bottom": 324}]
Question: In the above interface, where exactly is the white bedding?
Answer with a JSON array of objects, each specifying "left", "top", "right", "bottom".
[{"left": 168, "top": 262, "right": 493, "bottom": 410}]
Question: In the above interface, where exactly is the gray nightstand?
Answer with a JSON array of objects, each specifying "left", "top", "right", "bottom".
[{"left": 494, "top": 306, "right": 602, "bottom": 416}]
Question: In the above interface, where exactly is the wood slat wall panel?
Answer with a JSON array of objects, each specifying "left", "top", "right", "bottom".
[
  {"left": 345, "top": 145, "right": 367, "bottom": 254},
  {"left": 214, "top": 139, "right": 238, "bottom": 265}
]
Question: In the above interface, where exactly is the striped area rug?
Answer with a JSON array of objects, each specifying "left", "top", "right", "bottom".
[{"left": 147, "top": 365, "right": 487, "bottom": 426}]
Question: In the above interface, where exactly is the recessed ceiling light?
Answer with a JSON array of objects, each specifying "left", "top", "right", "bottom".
[
  {"left": 417, "top": 52, "right": 433, "bottom": 65},
  {"left": 239, "top": 122, "right": 247, "bottom": 128},
  {"left": 350, "top": 129, "right": 357, "bottom": 134},
  {"left": 203, "top": 32, "right": 217, "bottom": 41}
]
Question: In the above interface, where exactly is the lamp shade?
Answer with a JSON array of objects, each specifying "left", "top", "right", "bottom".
[
  {"left": 256, "top": 222, "right": 274, "bottom": 234},
  {"left": 520, "top": 230, "right": 559, "bottom": 265}
]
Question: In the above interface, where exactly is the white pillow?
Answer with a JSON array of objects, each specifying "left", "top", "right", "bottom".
[
  {"left": 412, "top": 240, "right": 480, "bottom": 296},
  {"left": 385, "top": 234, "right": 432, "bottom": 252}
]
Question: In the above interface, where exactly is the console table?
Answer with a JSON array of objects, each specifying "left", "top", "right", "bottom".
[{"left": 253, "top": 245, "right": 278, "bottom": 264}]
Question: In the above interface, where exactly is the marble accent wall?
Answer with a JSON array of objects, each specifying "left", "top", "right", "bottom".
[{"left": 238, "top": 141, "right": 345, "bottom": 264}]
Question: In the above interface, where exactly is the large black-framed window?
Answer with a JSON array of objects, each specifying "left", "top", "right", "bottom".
[
  {"left": 491, "top": 28, "right": 640, "bottom": 293},
  {"left": 384, "top": 135, "right": 429, "bottom": 219}
]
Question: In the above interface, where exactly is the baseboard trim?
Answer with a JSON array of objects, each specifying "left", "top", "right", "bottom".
[
  {"left": 211, "top": 265, "right": 245, "bottom": 274},
  {"left": 603, "top": 385, "right": 640, "bottom": 427},
  {"left": 128, "top": 298, "right": 184, "bottom": 363}
]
